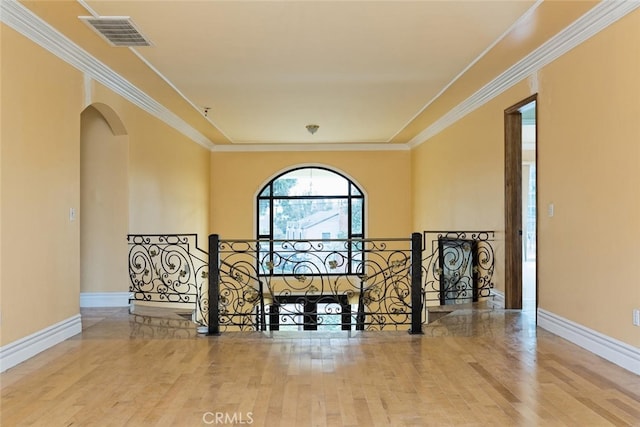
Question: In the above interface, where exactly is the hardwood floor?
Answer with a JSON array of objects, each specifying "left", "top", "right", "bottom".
[{"left": 2, "top": 304, "right": 639, "bottom": 426}]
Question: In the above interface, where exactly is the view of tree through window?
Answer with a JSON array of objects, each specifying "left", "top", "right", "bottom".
[{"left": 257, "top": 167, "right": 364, "bottom": 275}]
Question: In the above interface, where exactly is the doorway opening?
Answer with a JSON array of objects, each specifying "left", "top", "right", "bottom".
[
  {"left": 80, "top": 104, "right": 129, "bottom": 304},
  {"left": 504, "top": 95, "right": 537, "bottom": 312},
  {"left": 521, "top": 101, "right": 537, "bottom": 311}
]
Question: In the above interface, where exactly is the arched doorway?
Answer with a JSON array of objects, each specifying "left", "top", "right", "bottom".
[{"left": 80, "top": 103, "right": 130, "bottom": 307}]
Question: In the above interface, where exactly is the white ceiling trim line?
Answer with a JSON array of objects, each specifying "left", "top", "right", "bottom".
[
  {"left": 407, "top": 0, "right": 640, "bottom": 149},
  {"left": 388, "top": 0, "right": 544, "bottom": 144},
  {"left": 76, "top": 0, "right": 231, "bottom": 141},
  {"left": 0, "top": 0, "right": 215, "bottom": 150},
  {"left": 127, "top": 48, "right": 234, "bottom": 143},
  {"left": 212, "top": 143, "right": 409, "bottom": 153},
  {"left": 76, "top": 0, "right": 99, "bottom": 17}
]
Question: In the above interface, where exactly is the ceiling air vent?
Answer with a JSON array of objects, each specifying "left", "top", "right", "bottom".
[{"left": 79, "top": 16, "right": 152, "bottom": 47}]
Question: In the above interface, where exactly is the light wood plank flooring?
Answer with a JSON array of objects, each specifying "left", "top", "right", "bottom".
[{"left": 1, "top": 305, "right": 639, "bottom": 426}]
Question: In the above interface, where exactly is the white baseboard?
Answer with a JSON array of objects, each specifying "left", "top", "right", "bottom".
[
  {"left": 80, "top": 292, "right": 131, "bottom": 308},
  {"left": 490, "top": 289, "right": 505, "bottom": 307},
  {"left": 0, "top": 314, "right": 82, "bottom": 373},
  {"left": 130, "top": 299, "right": 195, "bottom": 310},
  {"left": 538, "top": 308, "right": 640, "bottom": 376}
]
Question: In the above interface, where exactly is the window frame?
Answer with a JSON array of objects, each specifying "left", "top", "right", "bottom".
[{"left": 256, "top": 166, "right": 365, "bottom": 276}]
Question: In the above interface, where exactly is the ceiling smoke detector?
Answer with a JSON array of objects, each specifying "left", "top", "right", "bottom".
[
  {"left": 79, "top": 16, "right": 152, "bottom": 47},
  {"left": 306, "top": 124, "right": 319, "bottom": 135}
]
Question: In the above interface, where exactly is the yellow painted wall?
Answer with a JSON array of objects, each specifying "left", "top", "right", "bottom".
[
  {"left": 210, "top": 150, "right": 412, "bottom": 240},
  {"left": 411, "top": 10, "right": 640, "bottom": 347},
  {"left": 536, "top": 10, "right": 640, "bottom": 346},
  {"left": 411, "top": 87, "right": 517, "bottom": 231},
  {"left": 1, "top": 27, "right": 83, "bottom": 344},
  {"left": 1, "top": 25, "right": 211, "bottom": 345},
  {"left": 80, "top": 106, "right": 129, "bottom": 293},
  {"left": 2, "top": 0, "right": 637, "bottom": 361},
  {"left": 411, "top": 82, "right": 532, "bottom": 297},
  {"left": 90, "top": 82, "right": 211, "bottom": 250},
  {"left": 211, "top": 150, "right": 412, "bottom": 332}
]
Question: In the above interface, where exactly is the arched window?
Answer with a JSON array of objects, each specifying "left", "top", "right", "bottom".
[{"left": 257, "top": 166, "right": 364, "bottom": 275}]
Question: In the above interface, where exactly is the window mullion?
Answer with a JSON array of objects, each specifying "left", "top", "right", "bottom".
[
  {"left": 268, "top": 186, "right": 274, "bottom": 273},
  {"left": 256, "top": 167, "right": 364, "bottom": 277}
]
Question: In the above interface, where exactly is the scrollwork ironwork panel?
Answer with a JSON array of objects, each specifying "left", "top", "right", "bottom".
[
  {"left": 127, "top": 234, "right": 209, "bottom": 326},
  {"left": 128, "top": 232, "right": 494, "bottom": 333},
  {"left": 421, "top": 231, "right": 495, "bottom": 312},
  {"left": 216, "top": 238, "right": 414, "bottom": 331}
]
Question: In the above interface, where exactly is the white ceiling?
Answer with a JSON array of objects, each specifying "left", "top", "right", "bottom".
[{"left": 81, "top": 0, "right": 536, "bottom": 145}]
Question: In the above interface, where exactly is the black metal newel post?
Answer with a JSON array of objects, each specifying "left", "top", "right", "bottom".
[
  {"left": 410, "top": 232, "right": 423, "bottom": 334},
  {"left": 208, "top": 234, "right": 220, "bottom": 336},
  {"left": 472, "top": 240, "right": 479, "bottom": 303},
  {"left": 356, "top": 279, "right": 365, "bottom": 331},
  {"left": 259, "top": 280, "right": 266, "bottom": 332}
]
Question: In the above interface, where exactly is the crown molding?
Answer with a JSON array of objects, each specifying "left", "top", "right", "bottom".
[
  {"left": 0, "top": 0, "right": 215, "bottom": 150},
  {"left": 3, "top": 1, "right": 638, "bottom": 153},
  {"left": 408, "top": 0, "right": 640, "bottom": 148},
  {"left": 389, "top": 0, "right": 544, "bottom": 144},
  {"left": 211, "top": 143, "right": 409, "bottom": 153}
]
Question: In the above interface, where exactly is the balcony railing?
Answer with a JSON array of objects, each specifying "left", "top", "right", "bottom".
[
  {"left": 127, "top": 234, "right": 209, "bottom": 325},
  {"left": 422, "top": 231, "right": 495, "bottom": 307},
  {"left": 211, "top": 235, "right": 422, "bottom": 333},
  {"left": 127, "top": 231, "right": 496, "bottom": 335}
]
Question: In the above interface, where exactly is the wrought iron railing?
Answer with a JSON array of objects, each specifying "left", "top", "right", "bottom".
[
  {"left": 421, "top": 231, "right": 495, "bottom": 308},
  {"left": 212, "top": 234, "right": 423, "bottom": 333},
  {"left": 127, "top": 234, "right": 209, "bottom": 325},
  {"left": 126, "top": 231, "right": 496, "bottom": 335}
]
